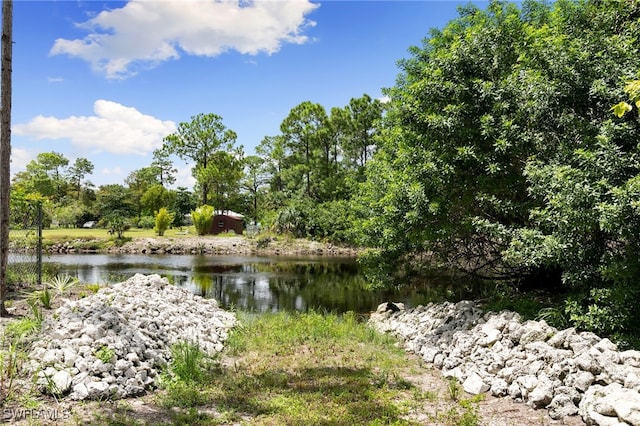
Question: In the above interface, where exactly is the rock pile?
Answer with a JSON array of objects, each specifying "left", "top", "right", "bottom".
[
  {"left": 369, "top": 301, "right": 640, "bottom": 426},
  {"left": 26, "top": 274, "right": 236, "bottom": 400}
]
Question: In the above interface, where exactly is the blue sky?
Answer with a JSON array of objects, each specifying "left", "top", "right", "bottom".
[{"left": 11, "top": 0, "right": 480, "bottom": 189}]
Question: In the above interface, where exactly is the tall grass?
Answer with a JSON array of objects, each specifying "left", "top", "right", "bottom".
[
  {"left": 1, "top": 304, "right": 44, "bottom": 402},
  {"left": 155, "top": 310, "right": 442, "bottom": 425}
]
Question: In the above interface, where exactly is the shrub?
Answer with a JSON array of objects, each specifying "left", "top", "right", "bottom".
[
  {"left": 191, "top": 205, "right": 214, "bottom": 236},
  {"left": 104, "top": 213, "right": 130, "bottom": 239},
  {"left": 154, "top": 208, "right": 175, "bottom": 236},
  {"left": 137, "top": 215, "right": 155, "bottom": 229}
]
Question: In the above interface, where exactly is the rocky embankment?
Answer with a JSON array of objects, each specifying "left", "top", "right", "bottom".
[
  {"left": 25, "top": 274, "right": 236, "bottom": 400},
  {"left": 41, "top": 235, "right": 359, "bottom": 257},
  {"left": 369, "top": 301, "right": 640, "bottom": 426}
]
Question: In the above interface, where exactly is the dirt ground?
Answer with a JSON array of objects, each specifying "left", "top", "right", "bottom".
[{"left": 1, "top": 367, "right": 586, "bottom": 426}]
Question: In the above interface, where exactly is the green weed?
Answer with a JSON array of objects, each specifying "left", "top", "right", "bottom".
[
  {"left": 84, "top": 283, "right": 101, "bottom": 293},
  {"left": 447, "top": 377, "right": 462, "bottom": 402},
  {"left": 94, "top": 346, "right": 115, "bottom": 364},
  {"left": 169, "top": 341, "right": 206, "bottom": 383}
]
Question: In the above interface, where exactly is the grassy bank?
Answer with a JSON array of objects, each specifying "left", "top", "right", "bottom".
[{"left": 46, "top": 310, "right": 481, "bottom": 425}]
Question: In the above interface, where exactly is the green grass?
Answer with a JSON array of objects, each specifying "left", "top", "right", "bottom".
[
  {"left": 1, "top": 306, "right": 44, "bottom": 403},
  {"left": 38, "top": 226, "right": 250, "bottom": 240},
  {"left": 147, "top": 310, "right": 481, "bottom": 425},
  {"left": 2, "top": 309, "right": 482, "bottom": 425},
  {"left": 39, "top": 227, "right": 199, "bottom": 240}
]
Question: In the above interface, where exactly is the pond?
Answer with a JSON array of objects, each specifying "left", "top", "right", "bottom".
[{"left": 25, "top": 254, "right": 483, "bottom": 314}]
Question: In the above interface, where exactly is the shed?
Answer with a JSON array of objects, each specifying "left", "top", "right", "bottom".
[{"left": 209, "top": 210, "right": 244, "bottom": 235}]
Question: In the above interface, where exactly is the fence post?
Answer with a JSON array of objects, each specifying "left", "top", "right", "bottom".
[{"left": 37, "top": 201, "right": 42, "bottom": 288}]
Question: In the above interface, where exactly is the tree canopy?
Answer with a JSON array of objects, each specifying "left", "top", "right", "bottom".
[
  {"left": 357, "top": 0, "right": 640, "bottom": 342},
  {"left": 161, "top": 113, "right": 239, "bottom": 206}
]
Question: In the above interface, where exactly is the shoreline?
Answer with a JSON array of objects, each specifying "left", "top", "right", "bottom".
[
  {"left": 1, "top": 281, "right": 585, "bottom": 426},
  {"left": 19, "top": 234, "right": 361, "bottom": 257}
]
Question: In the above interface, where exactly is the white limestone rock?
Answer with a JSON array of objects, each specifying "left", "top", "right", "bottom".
[
  {"left": 51, "top": 370, "right": 73, "bottom": 394},
  {"left": 462, "top": 372, "right": 490, "bottom": 395},
  {"left": 528, "top": 376, "right": 554, "bottom": 408},
  {"left": 368, "top": 298, "right": 640, "bottom": 423},
  {"left": 548, "top": 393, "right": 579, "bottom": 420},
  {"left": 27, "top": 273, "right": 237, "bottom": 400}
]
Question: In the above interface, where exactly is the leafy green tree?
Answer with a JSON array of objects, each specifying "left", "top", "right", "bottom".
[
  {"left": 9, "top": 187, "right": 48, "bottom": 229},
  {"left": 280, "top": 101, "right": 329, "bottom": 199},
  {"left": 151, "top": 149, "right": 177, "bottom": 187},
  {"left": 242, "top": 155, "right": 266, "bottom": 224},
  {"left": 161, "top": 113, "right": 238, "bottom": 206},
  {"left": 36, "top": 152, "right": 69, "bottom": 201},
  {"left": 104, "top": 213, "right": 129, "bottom": 240},
  {"left": 54, "top": 204, "right": 83, "bottom": 228},
  {"left": 95, "top": 184, "right": 136, "bottom": 220},
  {"left": 13, "top": 151, "right": 70, "bottom": 202},
  {"left": 141, "top": 183, "right": 173, "bottom": 216},
  {"left": 256, "top": 135, "right": 288, "bottom": 210},
  {"left": 126, "top": 166, "right": 162, "bottom": 221},
  {"left": 339, "top": 94, "right": 383, "bottom": 177},
  {"left": 172, "top": 187, "right": 196, "bottom": 227},
  {"left": 195, "top": 147, "right": 244, "bottom": 213},
  {"left": 67, "top": 157, "right": 94, "bottom": 200},
  {"left": 257, "top": 95, "right": 383, "bottom": 242},
  {"left": 359, "top": 0, "right": 640, "bottom": 291}
]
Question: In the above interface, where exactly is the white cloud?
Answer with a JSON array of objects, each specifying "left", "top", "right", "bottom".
[
  {"left": 51, "top": 0, "right": 319, "bottom": 79},
  {"left": 13, "top": 100, "right": 176, "bottom": 155},
  {"left": 173, "top": 162, "right": 197, "bottom": 189},
  {"left": 102, "top": 166, "right": 123, "bottom": 175},
  {"left": 47, "top": 76, "right": 64, "bottom": 83},
  {"left": 10, "top": 147, "right": 36, "bottom": 175}
]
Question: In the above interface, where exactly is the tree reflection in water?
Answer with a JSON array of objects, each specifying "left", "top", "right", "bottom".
[{"left": 38, "top": 254, "right": 484, "bottom": 314}]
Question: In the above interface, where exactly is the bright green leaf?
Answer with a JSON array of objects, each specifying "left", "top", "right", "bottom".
[{"left": 612, "top": 102, "right": 633, "bottom": 118}]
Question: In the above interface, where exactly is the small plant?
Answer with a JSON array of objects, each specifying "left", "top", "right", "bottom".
[
  {"left": 27, "top": 274, "right": 80, "bottom": 309},
  {"left": 48, "top": 274, "right": 79, "bottom": 296},
  {"left": 447, "top": 377, "right": 462, "bottom": 402},
  {"left": 4, "top": 311, "right": 42, "bottom": 341},
  {"left": 169, "top": 341, "right": 206, "bottom": 383},
  {"left": 195, "top": 242, "right": 206, "bottom": 254},
  {"left": 154, "top": 207, "right": 175, "bottom": 237},
  {"left": 27, "top": 299, "right": 44, "bottom": 324},
  {"left": 94, "top": 345, "right": 115, "bottom": 364},
  {"left": 28, "top": 288, "right": 53, "bottom": 309},
  {"left": 85, "top": 283, "right": 101, "bottom": 293},
  {"left": 1, "top": 305, "right": 44, "bottom": 401},
  {"left": 536, "top": 306, "right": 570, "bottom": 329}
]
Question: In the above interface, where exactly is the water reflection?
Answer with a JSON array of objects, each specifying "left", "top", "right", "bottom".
[{"left": 23, "top": 253, "right": 482, "bottom": 314}]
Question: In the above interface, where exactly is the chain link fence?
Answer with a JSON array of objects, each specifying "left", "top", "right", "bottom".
[{"left": 8, "top": 202, "right": 42, "bottom": 290}]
